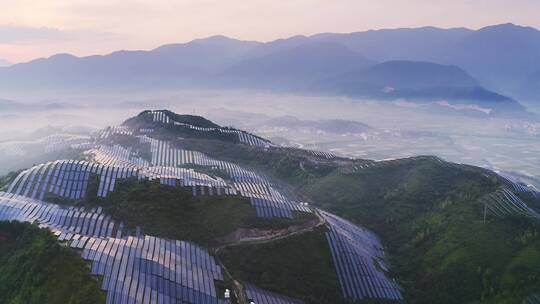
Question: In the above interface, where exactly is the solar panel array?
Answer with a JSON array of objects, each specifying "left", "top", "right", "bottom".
[
  {"left": 0, "top": 110, "right": 411, "bottom": 303},
  {"left": 319, "top": 210, "right": 403, "bottom": 302},
  {"left": 5, "top": 159, "right": 232, "bottom": 202},
  {"left": 279, "top": 147, "right": 338, "bottom": 160},
  {"left": 0, "top": 192, "right": 227, "bottom": 304},
  {"left": 98, "top": 126, "right": 134, "bottom": 139},
  {"left": 149, "top": 110, "right": 273, "bottom": 147},
  {"left": 6, "top": 160, "right": 138, "bottom": 200},
  {"left": 136, "top": 136, "right": 310, "bottom": 218},
  {"left": 89, "top": 144, "right": 150, "bottom": 168},
  {"left": 499, "top": 174, "right": 540, "bottom": 199},
  {"left": 244, "top": 283, "right": 304, "bottom": 304},
  {"left": 85, "top": 135, "right": 306, "bottom": 218},
  {"left": 480, "top": 188, "right": 540, "bottom": 219}
]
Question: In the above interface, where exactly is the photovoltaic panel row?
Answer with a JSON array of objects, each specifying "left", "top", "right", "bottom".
[
  {"left": 85, "top": 128, "right": 310, "bottom": 219},
  {"left": 6, "top": 158, "right": 235, "bottom": 203},
  {"left": 0, "top": 192, "right": 117, "bottom": 239},
  {"left": 499, "top": 174, "right": 540, "bottom": 199},
  {"left": 320, "top": 210, "right": 402, "bottom": 301},
  {"left": 149, "top": 110, "right": 272, "bottom": 147},
  {"left": 86, "top": 236, "right": 225, "bottom": 304},
  {"left": 135, "top": 136, "right": 311, "bottom": 218},
  {"left": 480, "top": 188, "right": 540, "bottom": 218},
  {"left": 279, "top": 147, "right": 338, "bottom": 160},
  {"left": 97, "top": 126, "right": 134, "bottom": 139},
  {"left": 6, "top": 160, "right": 138, "bottom": 200},
  {"left": 244, "top": 283, "right": 303, "bottom": 304}
]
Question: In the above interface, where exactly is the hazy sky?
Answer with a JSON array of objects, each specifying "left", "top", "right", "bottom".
[{"left": 1, "top": 0, "right": 539, "bottom": 63}]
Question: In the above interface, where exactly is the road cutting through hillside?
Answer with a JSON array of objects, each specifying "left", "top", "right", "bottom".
[{"left": 212, "top": 207, "right": 326, "bottom": 304}]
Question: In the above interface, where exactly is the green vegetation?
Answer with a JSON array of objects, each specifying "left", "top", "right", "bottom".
[
  {"left": 0, "top": 221, "right": 105, "bottom": 304},
  {"left": 218, "top": 227, "right": 345, "bottom": 304},
  {"left": 178, "top": 146, "right": 540, "bottom": 303},
  {"left": 13, "top": 108, "right": 540, "bottom": 303},
  {"left": 96, "top": 179, "right": 256, "bottom": 245},
  {"left": 167, "top": 137, "right": 338, "bottom": 186},
  {"left": 91, "top": 115, "right": 540, "bottom": 303},
  {"left": 45, "top": 177, "right": 314, "bottom": 246},
  {"left": 295, "top": 157, "right": 540, "bottom": 304},
  {"left": 240, "top": 210, "right": 317, "bottom": 230}
]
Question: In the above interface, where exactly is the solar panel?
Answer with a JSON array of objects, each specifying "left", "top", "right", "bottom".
[{"left": 319, "top": 210, "right": 402, "bottom": 301}]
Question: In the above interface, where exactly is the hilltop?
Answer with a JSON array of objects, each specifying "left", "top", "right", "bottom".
[{"left": 0, "top": 109, "right": 539, "bottom": 303}]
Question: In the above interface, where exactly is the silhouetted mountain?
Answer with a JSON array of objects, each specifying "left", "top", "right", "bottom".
[
  {"left": 0, "top": 51, "right": 202, "bottom": 89},
  {"left": 329, "top": 60, "right": 477, "bottom": 89},
  {"left": 152, "top": 35, "right": 261, "bottom": 72},
  {"left": 219, "top": 42, "right": 373, "bottom": 90},
  {"left": 444, "top": 24, "right": 540, "bottom": 93},
  {"left": 242, "top": 35, "right": 313, "bottom": 59},
  {"left": 316, "top": 61, "right": 526, "bottom": 116},
  {"left": 520, "top": 70, "right": 540, "bottom": 100},
  {"left": 0, "top": 36, "right": 260, "bottom": 89},
  {"left": 311, "top": 26, "right": 473, "bottom": 62},
  {"left": 312, "top": 23, "right": 540, "bottom": 99}
]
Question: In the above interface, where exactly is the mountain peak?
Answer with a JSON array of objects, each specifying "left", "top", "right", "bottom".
[
  {"left": 190, "top": 34, "right": 261, "bottom": 45},
  {"left": 478, "top": 22, "right": 539, "bottom": 33}
]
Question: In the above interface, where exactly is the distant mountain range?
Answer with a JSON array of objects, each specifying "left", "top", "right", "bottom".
[
  {"left": 218, "top": 42, "right": 373, "bottom": 90},
  {"left": 314, "top": 61, "right": 527, "bottom": 115},
  {"left": 1, "top": 23, "right": 539, "bottom": 117}
]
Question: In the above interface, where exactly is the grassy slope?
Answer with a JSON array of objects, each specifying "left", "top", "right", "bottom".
[
  {"left": 0, "top": 221, "right": 105, "bottom": 304},
  {"left": 300, "top": 157, "right": 540, "bottom": 304},
  {"left": 218, "top": 227, "right": 345, "bottom": 304}
]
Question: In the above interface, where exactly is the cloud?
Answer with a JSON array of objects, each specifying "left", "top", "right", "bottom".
[{"left": 0, "top": 25, "right": 116, "bottom": 44}]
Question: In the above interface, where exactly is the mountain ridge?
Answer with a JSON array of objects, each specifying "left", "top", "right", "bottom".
[{"left": 1, "top": 23, "right": 539, "bottom": 113}]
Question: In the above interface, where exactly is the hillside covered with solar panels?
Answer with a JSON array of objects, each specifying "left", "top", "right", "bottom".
[{"left": 1, "top": 109, "right": 540, "bottom": 304}]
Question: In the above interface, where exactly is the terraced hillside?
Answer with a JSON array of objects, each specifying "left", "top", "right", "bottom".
[{"left": 1, "top": 109, "right": 539, "bottom": 304}]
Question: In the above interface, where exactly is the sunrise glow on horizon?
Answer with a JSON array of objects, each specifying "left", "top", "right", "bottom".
[{"left": 1, "top": 0, "right": 540, "bottom": 63}]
